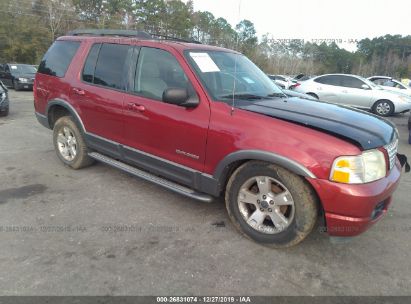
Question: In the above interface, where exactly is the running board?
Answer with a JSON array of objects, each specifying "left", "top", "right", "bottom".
[{"left": 88, "top": 152, "right": 213, "bottom": 203}]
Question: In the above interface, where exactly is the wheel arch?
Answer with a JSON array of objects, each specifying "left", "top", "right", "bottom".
[
  {"left": 306, "top": 92, "right": 319, "bottom": 99},
  {"left": 46, "top": 99, "right": 85, "bottom": 132},
  {"left": 213, "top": 150, "right": 317, "bottom": 194}
]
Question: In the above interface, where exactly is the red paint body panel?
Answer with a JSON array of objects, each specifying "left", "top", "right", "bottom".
[
  {"left": 34, "top": 35, "right": 403, "bottom": 238},
  {"left": 308, "top": 159, "right": 401, "bottom": 236}
]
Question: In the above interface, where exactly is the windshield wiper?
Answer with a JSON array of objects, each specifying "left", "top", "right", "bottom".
[
  {"left": 219, "top": 93, "right": 268, "bottom": 100},
  {"left": 267, "top": 92, "right": 287, "bottom": 98}
]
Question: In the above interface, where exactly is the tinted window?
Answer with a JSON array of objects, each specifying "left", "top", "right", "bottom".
[
  {"left": 314, "top": 75, "right": 341, "bottom": 86},
  {"left": 82, "top": 44, "right": 101, "bottom": 83},
  {"left": 38, "top": 40, "right": 80, "bottom": 77},
  {"left": 340, "top": 76, "right": 366, "bottom": 89},
  {"left": 134, "top": 47, "right": 193, "bottom": 101},
  {"left": 93, "top": 43, "right": 131, "bottom": 90}
]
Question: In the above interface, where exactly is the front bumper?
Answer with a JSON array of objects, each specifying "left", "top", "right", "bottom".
[
  {"left": 16, "top": 82, "right": 33, "bottom": 90},
  {"left": 307, "top": 159, "right": 401, "bottom": 237}
]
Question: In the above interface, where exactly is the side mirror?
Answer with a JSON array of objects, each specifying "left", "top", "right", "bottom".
[
  {"left": 361, "top": 84, "right": 370, "bottom": 90},
  {"left": 163, "top": 88, "right": 199, "bottom": 108}
]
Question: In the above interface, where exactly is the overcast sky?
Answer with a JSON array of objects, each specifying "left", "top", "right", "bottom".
[{"left": 187, "top": 0, "right": 411, "bottom": 51}]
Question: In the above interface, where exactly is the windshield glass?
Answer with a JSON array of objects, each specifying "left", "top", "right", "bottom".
[
  {"left": 9, "top": 64, "right": 37, "bottom": 74},
  {"left": 359, "top": 76, "right": 382, "bottom": 89},
  {"left": 185, "top": 51, "right": 284, "bottom": 101}
]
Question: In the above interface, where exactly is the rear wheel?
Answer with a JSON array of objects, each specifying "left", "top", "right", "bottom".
[
  {"left": 372, "top": 100, "right": 394, "bottom": 116},
  {"left": 225, "top": 161, "right": 318, "bottom": 248},
  {"left": 53, "top": 116, "right": 94, "bottom": 169}
]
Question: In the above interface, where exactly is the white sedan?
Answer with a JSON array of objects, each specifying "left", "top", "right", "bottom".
[
  {"left": 368, "top": 76, "right": 411, "bottom": 97},
  {"left": 293, "top": 74, "right": 411, "bottom": 116}
]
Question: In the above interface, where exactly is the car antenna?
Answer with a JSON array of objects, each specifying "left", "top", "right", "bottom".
[{"left": 231, "top": 0, "right": 242, "bottom": 116}]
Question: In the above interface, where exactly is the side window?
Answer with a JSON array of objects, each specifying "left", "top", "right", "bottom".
[
  {"left": 314, "top": 75, "right": 341, "bottom": 86},
  {"left": 340, "top": 76, "right": 365, "bottom": 89},
  {"left": 38, "top": 40, "right": 80, "bottom": 77},
  {"left": 134, "top": 47, "right": 192, "bottom": 101},
  {"left": 82, "top": 43, "right": 101, "bottom": 83},
  {"left": 93, "top": 43, "right": 132, "bottom": 90}
]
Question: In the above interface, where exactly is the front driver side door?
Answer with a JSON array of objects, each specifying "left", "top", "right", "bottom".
[
  {"left": 338, "top": 75, "right": 373, "bottom": 109},
  {"left": 122, "top": 46, "right": 210, "bottom": 174}
]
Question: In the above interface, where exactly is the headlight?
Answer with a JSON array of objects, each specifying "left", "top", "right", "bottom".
[
  {"left": 330, "top": 149, "right": 386, "bottom": 184},
  {"left": 0, "top": 92, "right": 5, "bottom": 102},
  {"left": 18, "top": 78, "right": 28, "bottom": 83}
]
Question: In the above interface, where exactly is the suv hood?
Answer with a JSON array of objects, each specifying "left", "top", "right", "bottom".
[{"left": 237, "top": 97, "right": 396, "bottom": 150}]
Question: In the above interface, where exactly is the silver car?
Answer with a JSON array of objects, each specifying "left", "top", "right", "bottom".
[
  {"left": 293, "top": 73, "right": 411, "bottom": 116},
  {"left": 368, "top": 76, "right": 411, "bottom": 97}
]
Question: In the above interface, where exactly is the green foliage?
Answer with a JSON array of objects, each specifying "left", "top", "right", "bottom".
[{"left": 0, "top": 0, "right": 409, "bottom": 78}]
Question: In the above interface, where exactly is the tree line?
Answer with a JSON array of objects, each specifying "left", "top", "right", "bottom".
[{"left": 1, "top": 0, "right": 410, "bottom": 78}]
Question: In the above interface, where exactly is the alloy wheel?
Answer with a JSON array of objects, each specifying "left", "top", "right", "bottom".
[
  {"left": 237, "top": 176, "right": 295, "bottom": 234},
  {"left": 56, "top": 126, "right": 77, "bottom": 161}
]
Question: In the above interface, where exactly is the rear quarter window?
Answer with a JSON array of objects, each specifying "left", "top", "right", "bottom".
[{"left": 38, "top": 40, "right": 80, "bottom": 78}]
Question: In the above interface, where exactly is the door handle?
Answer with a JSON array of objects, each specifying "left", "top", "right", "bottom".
[
  {"left": 128, "top": 103, "right": 145, "bottom": 112},
  {"left": 342, "top": 90, "right": 348, "bottom": 93},
  {"left": 72, "top": 88, "right": 85, "bottom": 96}
]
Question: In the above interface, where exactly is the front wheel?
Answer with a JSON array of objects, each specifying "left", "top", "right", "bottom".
[
  {"left": 0, "top": 107, "right": 9, "bottom": 117},
  {"left": 53, "top": 116, "right": 94, "bottom": 169},
  {"left": 13, "top": 80, "right": 20, "bottom": 91},
  {"left": 372, "top": 100, "right": 394, "bottom": 116},
  {"left": 225, "top": 161, "right": 318, "bottom": 248}
]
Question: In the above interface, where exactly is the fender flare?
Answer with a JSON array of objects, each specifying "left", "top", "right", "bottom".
[
  {"left": 46, "top": 99, "right": 86, "bottom": 133},
  {"left": 213, "top": 150, "right": 317, "bottom": 182}
]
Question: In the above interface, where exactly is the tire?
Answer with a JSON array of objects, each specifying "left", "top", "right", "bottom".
[
  {"left": 225, "top": 161, "right": 318, "bottom": 248},
  {"left": 372, "top": 100, "right": 394, "bottom": 117},
  {"left": 53, "top": 116, "right": 94, "bottom": 169},
  {"left": 306, "top": 93, "right": 319, "bottom": 100},
  {"left": 13, "top": 80, "right": 20, "bottom": 91},
  {"left": 0, "top": 107, "right": 9, "bottom": 117}
]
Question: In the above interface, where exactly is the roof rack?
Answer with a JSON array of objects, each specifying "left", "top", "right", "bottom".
[
  {"left": 67, "top": 29, "right": 153, "bottom": 39},
  {"left": 150, "top": 33, "right": 202, "bottom": 44},
  {"left": 66, "top": 29, "right": 202, "bottom": 44}
]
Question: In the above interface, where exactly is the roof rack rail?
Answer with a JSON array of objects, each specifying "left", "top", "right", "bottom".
[
  {"left": 67, "top": 29, "right": 153, "bottom": 39},
  {"left": 150, "top": 33, "right": 202, "bottom": 44},
  {"left": 67, "top": 29, "right": 202, "bottom": 44}
]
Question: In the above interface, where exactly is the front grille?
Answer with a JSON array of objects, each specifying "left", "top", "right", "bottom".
[{"left": 385, "top": 137, "right": 398, "bottom": 170}]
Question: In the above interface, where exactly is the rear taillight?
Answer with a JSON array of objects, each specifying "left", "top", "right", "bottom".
[{"left": 290, "top": 83, "right": 300, "bottom": 90}]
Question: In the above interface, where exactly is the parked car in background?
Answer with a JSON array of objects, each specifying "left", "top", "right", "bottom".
[
  {"left": 293, "top": 74, "right": 411, "bottom": 116},
  {"left": 0, "top": 63, "right": 36, "bottom": 90},
  {"left": 0, "top": 81, "right": 9, "bottom": 117},
  {"left": 267, "top": 74, "right": 297, "bottom": 89},
  {"left": 409, "top": 114, "right": 411, "bottom": 144},
  {"left": 368, "top": 76, "right": 411, "bottom": 97}
]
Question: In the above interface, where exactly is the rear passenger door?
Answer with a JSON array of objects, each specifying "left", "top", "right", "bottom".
[
  {"left": 122, "top": 46, "right": 210, "bottom": 172},
  {"left": 312, "top": 75, "right": 342, "bottom": 104},
  {"left": 72, "top": 43, "right": 133, "bottom": 151}
]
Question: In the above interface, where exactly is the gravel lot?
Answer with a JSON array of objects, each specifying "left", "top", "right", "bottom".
[{"left": 1, "top": 90, "right": 411, "bottom": 296}]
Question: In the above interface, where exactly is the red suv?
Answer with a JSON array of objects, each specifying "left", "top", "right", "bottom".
[{"left": 34, "top": 30, "right": 405, "bottom": 247}]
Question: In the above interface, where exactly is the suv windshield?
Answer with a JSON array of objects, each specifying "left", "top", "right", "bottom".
[
  {"left": 185, "top": 51, "right": 284, "bottom": 101},
  {"left": 9, "top": 64, "right": 37, "bottom": 74}
]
